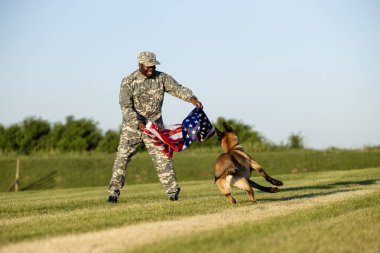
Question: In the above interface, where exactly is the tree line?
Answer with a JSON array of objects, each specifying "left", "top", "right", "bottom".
[{"left": 0, "top": 116, "right": 303, "bottom": 155}]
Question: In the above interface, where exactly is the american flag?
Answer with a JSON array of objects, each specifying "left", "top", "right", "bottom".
[{"left": 143, "top": 108, "right": 215, "bottom": 158}]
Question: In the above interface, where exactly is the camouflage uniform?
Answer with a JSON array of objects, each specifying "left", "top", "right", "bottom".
[{"left": 108, "top": 53, "right": 195, "bottom": 199}]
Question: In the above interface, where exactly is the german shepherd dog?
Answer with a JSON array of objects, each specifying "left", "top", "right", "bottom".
[{"left": 214, "top": 122, "right": 283, "bottom": 204}]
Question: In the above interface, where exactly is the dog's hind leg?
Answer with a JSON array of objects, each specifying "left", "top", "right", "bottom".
[
  {"left": 216, "top": 177, "right": 236, "bottom": 204},
  {"left": 231, "top": 176, "right": 257, "bottom": 204},
  {"left": 248, "top": 179, "right": 279, "bottom": 193},
  {"left": 249, "top": 159, "right": 283, "bottom": 186}
]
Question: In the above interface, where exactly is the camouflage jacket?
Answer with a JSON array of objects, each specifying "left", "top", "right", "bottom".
[{"left": 119, "top": 70, "right": 195, "bottom": 130}]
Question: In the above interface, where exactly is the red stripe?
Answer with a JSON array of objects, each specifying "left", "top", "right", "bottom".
[{"left": 144, "top": 123, "right": 182, "bottom": 158}]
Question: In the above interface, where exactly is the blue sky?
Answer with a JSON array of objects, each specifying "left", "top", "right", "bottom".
[{"left": 1, "top": 0, "right": 379, "bottom": 149}]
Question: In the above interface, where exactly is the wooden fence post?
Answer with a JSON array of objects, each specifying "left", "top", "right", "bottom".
[
  {"left": 8, "top": 158, "right": 20, "bottom": 192},
  {"left": 15, "top": 158, "right": 20, "bottom": 192}
]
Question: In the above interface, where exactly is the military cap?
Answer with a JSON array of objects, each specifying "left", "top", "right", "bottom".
[{"left": 137, "top": 51, "right": 160, "bottom": 67}]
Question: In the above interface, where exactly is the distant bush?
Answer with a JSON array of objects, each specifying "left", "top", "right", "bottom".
[
  {"left": 52, "top": 116, "right": 102, "bottom": 152},
  {"left": 96, "top": 130, "right": 120, "bottom": 153},
  {"left": 0, "top": 116, "right": 102, "bottom": 154},
  {"left": 287, "top": 131, "right": 304, "bottom": 149},
  {"left": 0, "top": 115, "right": 308, "bottom": 155}
]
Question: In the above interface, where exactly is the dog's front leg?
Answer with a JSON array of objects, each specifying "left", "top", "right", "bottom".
[{"left": 249, "top": 159, "right": 283, "bottom": 186}]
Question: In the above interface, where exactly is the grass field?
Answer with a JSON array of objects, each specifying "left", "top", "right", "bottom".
[
  {"left": 0, "top": 167, "right": 379, "bottom": 253},
  {"left": 1, "top": 148, "right": 380, "bottom": 191}
]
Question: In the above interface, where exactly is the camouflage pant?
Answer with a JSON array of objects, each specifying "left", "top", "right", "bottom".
[{"left": 107, "top": 123, "right": 179, "bottom": 198}]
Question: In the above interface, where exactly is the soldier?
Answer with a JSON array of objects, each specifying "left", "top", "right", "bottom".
[{"left": 107, "top": 51, "right": 203, "bottom": 203}]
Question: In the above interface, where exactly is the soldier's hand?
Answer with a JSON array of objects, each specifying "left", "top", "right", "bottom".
[
  {"left": 191, "top": 97, "right": 203, "bottom": 109},
  {"left": 138, "top": 122, "right": 146, "bottom": 132}
]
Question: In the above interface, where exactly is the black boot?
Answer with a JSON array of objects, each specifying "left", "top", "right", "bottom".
[
  {"left": 107, "top": 195, "right": 118, "bottom": 204},
  {"left": 169, "top": 188, "right": 181, "bottom": 201}
]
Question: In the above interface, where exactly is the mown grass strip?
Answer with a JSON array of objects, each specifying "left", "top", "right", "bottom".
[
  {"left": 130, "top": 191, "right": 380, "bottom": 253},
  {"left": 1, "top": 186, "right": 378, "bottom": 253},
  {"left": 0, "top": 168, "right": 379, "bottom": 249}
]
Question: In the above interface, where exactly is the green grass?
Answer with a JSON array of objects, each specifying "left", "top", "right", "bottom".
[
  {"left": 131, "top": 193, "right": 380, "bottom": 253},
  {"left": 0, "top": 167, "right": 379, "bottom": 253},
  {"left": 1, "top": 148, "right": 380, "bottom": 191}
]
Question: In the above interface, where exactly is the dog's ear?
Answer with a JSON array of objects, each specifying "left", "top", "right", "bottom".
[
  {"left": 223, "top": 122, "right": 234, "bottom": 132},
  {"left": 215, "top": 127, "right": 223, "bottom": 140}
]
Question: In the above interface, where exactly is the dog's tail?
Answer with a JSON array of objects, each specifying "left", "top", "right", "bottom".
[{"left": 248, "top": 179, "right": 279, "bottom": 193}]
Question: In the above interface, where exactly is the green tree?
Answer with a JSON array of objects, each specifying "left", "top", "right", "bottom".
[
  {"left": 46, "top": 122, "right": 64, "bottom": 151},
  {"left": 287, "top": 131, "right": 304, "bottom": 149},
  {"left": 97, "top": 129, "right": 120, "bottom": 153},
  {"left": 211, "top": 117, "right": 272, "bottom": 151},
  {"left": 19, "top": 117, "right": 51, "bottom": 154},
  {"left": 3, "top": 124, "right": 23, "bottom": 153},
  {"left": 0, "top": 118, "right": 51, "bottom": 154},
  {"left": 52, "top": 116, "right": 102, "bottom": 152},
  {"left": 0, "top": 124, "right": 5, "bottom": 151},
  {"left": 214, "top": 117, "right": 264, "bottom": 143}
]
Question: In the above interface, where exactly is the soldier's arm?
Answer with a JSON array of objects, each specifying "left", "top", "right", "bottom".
[
  {"left": 162, "top": 73, "right": 195, "bottom": 103},
  {"left": 119, "top": 77, "right": 140, "bottom": 129}
]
